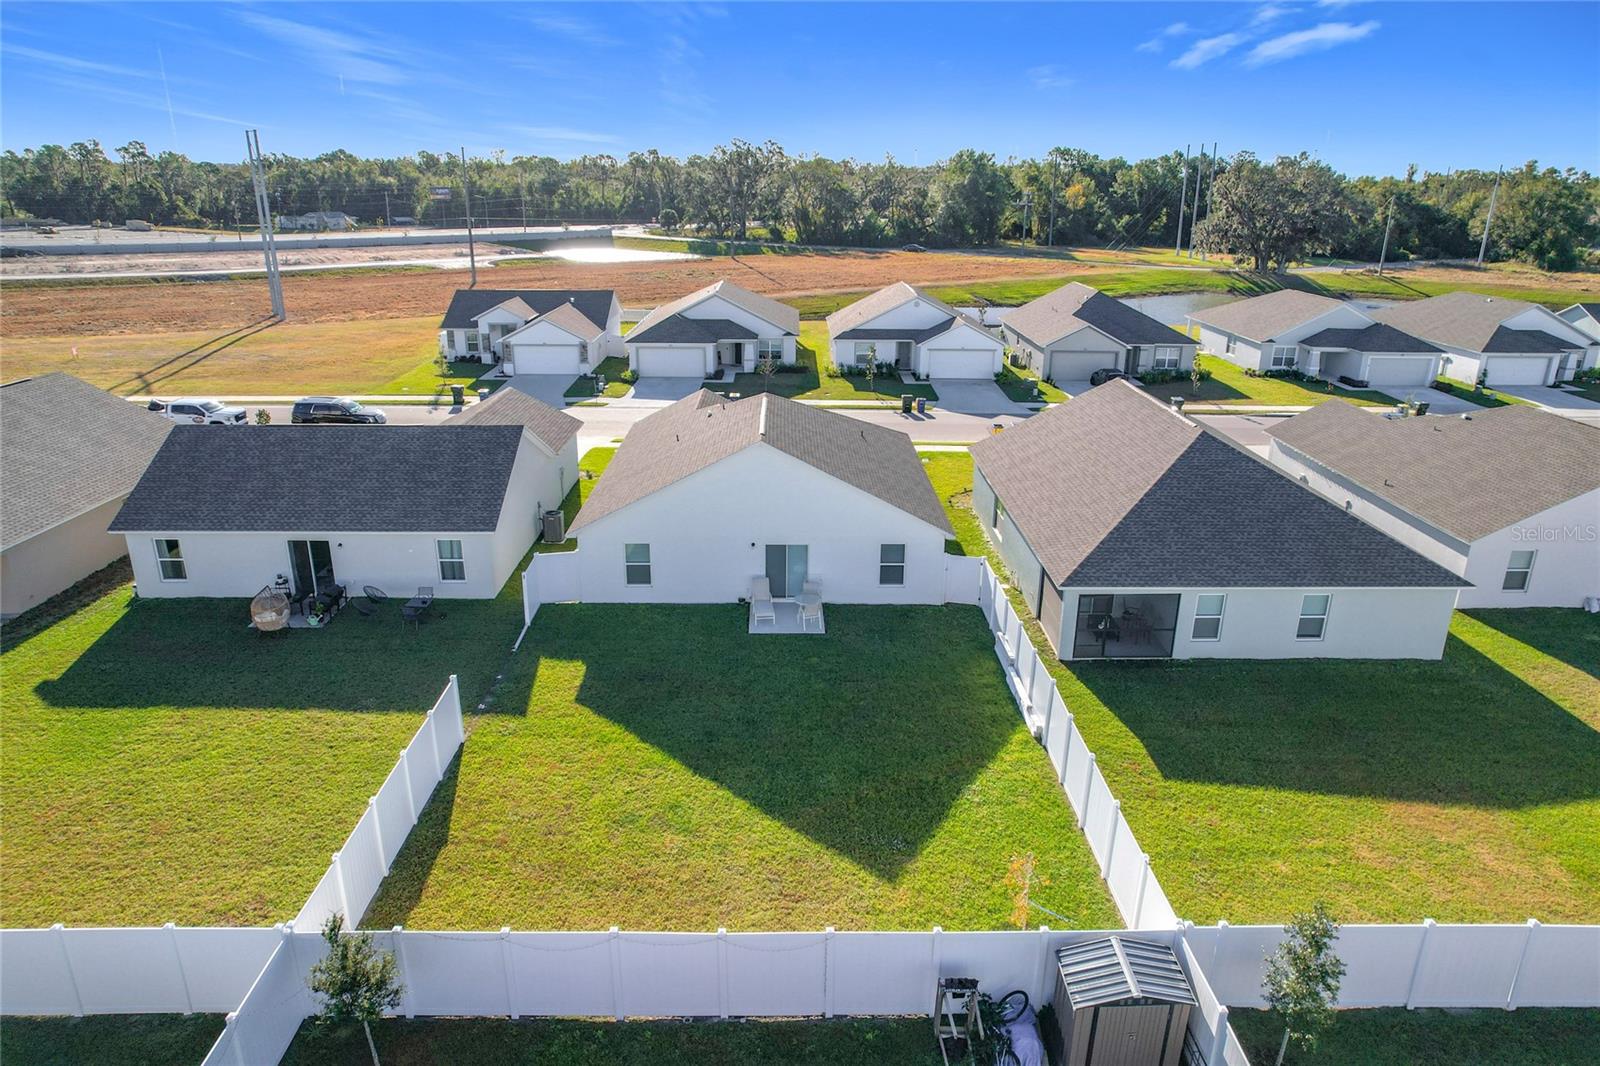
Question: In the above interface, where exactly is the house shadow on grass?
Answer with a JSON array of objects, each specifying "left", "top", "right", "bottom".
[
  {"left": 1069, "top": 633, "right": 1600, "bottom": 808},
  {"left": 1460, "top": 608, "right": 1600, "bottom": 682}
]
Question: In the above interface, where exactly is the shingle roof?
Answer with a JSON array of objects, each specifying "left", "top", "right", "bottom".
[
  {"left": 824, "top": 281, "right": 988, "bottom": 343},
  {"left": 1482, "top": 326, "right": 1581, "bottom": 353},
  {"left": 1, "top": 373, "right": 172, "bottom": 549},
  {"left": 526, "top": 300, "right": 605, "bottom": 342},
  {"left": 630, "top": 279, "right": 800, "bottom": 340},
  {"left": 970, "top": 381, "right": 1464, "bottom": 589},
  {"left": 1188, "top": 289, "right": 1348, "bottom": 343},
  {"left": 835, "top": 319, "right": 959, "bottom": 344},
  {"left": 1267, "top": 400, "right": 1600, "bottom": 542},
  {"left": 569, "top": 390, "right": 952, "bottom": 535},
  {"left": 1369, "top": 291, "right": 1584, "bottom": 353},
  {"left": 110, "top": 425, "right": 525, "bottom": 533},
  {"left": 439, "top": 289, "right": 615, "bottom": 330},
  {"left": 628, "top": 315, "right": 758, "bottom": 344},
  {"left": 1057, "top": 937, "right": 1196, "bottom": 1010},
  {"left": 1299, "top": 322, "right": 1441, "bottom": 353},
  {"left": 1004, "top": 281, "right": 1194, "bottom": 349},
  {"left": 450, "top": 386, "right": 581, "bottom": 453}
]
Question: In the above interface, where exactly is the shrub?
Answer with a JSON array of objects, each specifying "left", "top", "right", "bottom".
[
  {"left": 620, "top": 368, "right": 638, "bottom": 384},
  {"left": 658, "top": 208, "right": 679, "bottom": 232},
  {"left": 1138, "top": 366, "right": 1210, "bottom": 386}
]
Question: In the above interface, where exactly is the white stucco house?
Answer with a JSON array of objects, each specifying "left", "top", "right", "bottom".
[
  {"left": 112, "top": 396, "right": 581, "bottom": 602},
  {"left": 1002, "top": 281, "right": 1196, "bottom": 382},
  {"left": 1555, "top": 302, "right": 1600, "bottom": 353},
  {"left": 824, "top": 282, "right": 1004, "bottom": 380},
  {"left": 1, "top": 373, "right": 171, "bottom": 618},
  {"left": 1371, "top": 291, "right": 1595, "bottom": 387},
  {"left": 969, "top": 381, "right": 1466, "bottom": 661},
  {"left": 1189, "top": 289, "right": 1442, "bottom": 391},
  {"left": 565, "top": 390, "right": 954, "bottom": 604},
  {"left": 438, "top": 289, "right": 623, "bottom": 374},
  {"left": 1267, "top": 401, "right": 1600, "bottom": 609},
  {"left": 625, "top": 279, "right": 799, "bottom": 378}
]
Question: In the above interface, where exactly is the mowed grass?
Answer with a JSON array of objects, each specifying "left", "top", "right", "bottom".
[
  {"left": 704, "top": 322, "right": 937, "bottom": 403},
  {"left": 1153, "top": 356, "right": 1401, "bottom": 408},
  {"left": 0, "top": 1013, "right": 226, "bottom": 1066},
  {"left": 1229, "top": 1007, "right": 1600, "bottom": 1066},
  {"left": 0, "top": 566, "right": 530, "bottom": 926},
  {"left": 923, "top": 452, "right": 1600, "bottom": 924},
  {"left": 363, "top": 601, "right": 1119, "bottom": 932},
  {"left": 530, "top": 446, "right": 615, "bottom": 554},
  {"left": 564, "top": 356, "right": 631, "bottom": 398}
]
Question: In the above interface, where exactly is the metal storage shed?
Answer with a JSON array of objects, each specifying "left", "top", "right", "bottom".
[{"left": 1052, "top": 936, "right": 1196, "bottom": 1066}]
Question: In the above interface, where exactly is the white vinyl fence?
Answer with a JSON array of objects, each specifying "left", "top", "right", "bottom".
[
  {"left": 519, "top": 551, "right": 581, "bottom": 642},
  {"left": 295, "top": 676, "right": 465, "bottom": 932},
  {"left": 202, "top": 931, "right": 314, "bottom": 1066}
]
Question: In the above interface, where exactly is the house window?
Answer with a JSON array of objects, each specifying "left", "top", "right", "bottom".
[
  {"left": 880, "top": 544, "right": 905, "bottom": 586},
  {"left": 992, "top": 496, "right": 1005, "bottom": 540},
  {"left": 1296, "top": 594, "right": 1330, "bottom": 640},
  {"left": 465, "top": 331, "right": 480, "bottom": 353},
  {"left": 578, "top": 341, "right": 589, "bottom": 364},
  {"left": 1192, "top": 594, "right": 1225, "bottom": 640},
  {"left": 1225, "top": 336, "right": 1237, "bottom": 355},
  {"left": 758, "top": 338, "right": 783, "bottom": 361},
  {"left": 1502, "top": 550, "right": 1536, "bottom": 592},
  {"left": 1153, "top": 346, "right": 1181, "bottom": 370},
  {"left": 154, "top": 539, "right": 186, "bottom": 581},
  {"left": 852, "top": 341, "right": 877, "bottom": 366},
  {"left": 625, "top": 543, "right": 652, "bottom": 586},
  {"left": 436, "top": 540, "right": 465, "bottom": 582},
  {"left": 1270, "top": 345, "right": 1297, "bottom": 369}
]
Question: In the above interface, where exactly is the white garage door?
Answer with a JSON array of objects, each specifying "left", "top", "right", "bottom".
[
  {"left": 925, "top": 347, "right": 996, "bottom": 379},
  {"left": 509, "top": 343, "right": 582, "bottom": 376},
  {"left": 1364, "top": 356, "right": 1435, "bottom": 389},
  {"left": 636, "top": 345, "right": 706, "bottom": 378},
  {"left": 1483, "top": 356, "right": 1550, "bottom": 386},
  {"left": 1047, "top": 350, "right": 1120, "bottom": 381}
]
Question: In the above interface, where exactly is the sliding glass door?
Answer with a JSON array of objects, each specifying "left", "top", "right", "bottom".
[
  {"left": 764, "top": 544, "right": 808, "bottom": 598},
  {"left": 287, "top": 540, "right": 336, "bottom": 598}
]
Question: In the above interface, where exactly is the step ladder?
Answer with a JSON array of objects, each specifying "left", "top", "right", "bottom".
[{"left": 934, "top": 976, "right": 984, "bottom": 1065}]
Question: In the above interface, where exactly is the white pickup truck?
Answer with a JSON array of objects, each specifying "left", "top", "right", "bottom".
[{"left": 146, "top": 398, "right": 248, "bottom": 425}]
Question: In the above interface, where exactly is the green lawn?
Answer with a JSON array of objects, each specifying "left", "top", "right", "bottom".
[
  {"left": 1151, "top": 356, "right": 1400, "bottom": 407},
  {"left": 0, "top": 559, "right": 532, "bottom": 926},
  {"left": 529, "top": 447, "right": 615, "bottom": 554},
  {"left": 1563, "top": 379, "right": 1600, "bottom": 403},
  {"left": 997, "top": 363, "right": 1068, "bottom": 404},
  {"left": 0, "top": 1014, "right": 226, "bottom": 1066},
  {"left": 1430, "top": 377, "right": 1533, "bottom": 408},
  {"left": 923, "top": 451, "right": 1600, "bottom": 924},
  {"left": 283, "top": 1016, "right": 941, "bottom": 1066},
  {"left": 564, "top": 356, "right": 632, "bottom": 399},
  {"left": 1230, "top": 1008, "right": 1600, "bottom": 1066},
  {"left": 704, "top": 323, "right": 937, "bottom": 403}
]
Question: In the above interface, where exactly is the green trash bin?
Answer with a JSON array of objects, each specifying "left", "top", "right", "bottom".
[{"left": 901, "top": 393, "right": 914, "bottom": 414}]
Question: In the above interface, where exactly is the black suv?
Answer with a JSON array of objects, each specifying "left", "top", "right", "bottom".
[
  {"left": 1088, "top": 368, "right": 1129, "bottom": 387},
  {"left": 291, "top": 397, "right": 388, "bottom": 424}
]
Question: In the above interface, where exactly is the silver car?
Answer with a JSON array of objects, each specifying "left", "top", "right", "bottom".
[{"left": 147, "top": 398, "right": 248, "bottom": 425}]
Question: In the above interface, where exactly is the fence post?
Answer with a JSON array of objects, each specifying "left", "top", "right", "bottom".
[
  {"left": 445, "top": 674, "right": 464, "bottom": 745},
  {"left": 716, "top": 928, "right": 729, "bottom": 1019},
  {"left": 1133, "top": 855, "right": 1151, "bottom": 929},
  {"left": 1209, "top": 1005, "right": 1230, "bottom": 1065},
  {"left": 52, "top": 923, "right": 84, "bottom": 1017},
  {"left": 332, "top": 852, "right": 352, "bottom": 922},
  {"left": 1100, "top": 802, "right": 1122, "bottom": 880},
  {"left": 1035, "top": 926, "right": 1053, "bottom": 1007},
  {"left": 608, "top": 927, "right": 624, "bottom": 1021},
  {"left": 501, "top": 926, "right": 519, "bottom": 1018},
  {"left": 1212, "top": 920, "right": 1227, "bottom": 976},
  {"left": 399, "top": 749, "right": 419, "bottom": 822},
  {"left": 427, "top": 709, "right": 445, "bottom": 781},
  {"left": 1059, "top": 713, "right": 1073, "bottom": 784},
  {"left": 823, "top": 927, "right": 836, "bottom": 1018},
  {"left": 226, "top": 1011, "right": 247, "bottom": 1066},
  {"left": 165, "top": 922, "right": 194, "bottom": 1014},
  {"left": 1040, "top": 685, "right": 1055, "bottom": 744},
  {"left": 393, "top": 927, "right": 414, "bottom": 1018},
  {"left": 369, "top": 797, "right": 389, "bottom": 875},
  {"left": 1505, "top": 919, "right": 1540, "bottom": 1011},
  {"left": 1077, "top": 754, "right": 1096, "bottom": 829},
  {"left": 1405, "top": 918, "right": 1436, "bottom": 1009},
  {"left": 929, "top": 926, "right": 944, "bottom": 1017}
]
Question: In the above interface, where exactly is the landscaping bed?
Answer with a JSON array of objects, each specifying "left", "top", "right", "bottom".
[{"left": 703, "top": 323, "right": 937, "bottom": 402}]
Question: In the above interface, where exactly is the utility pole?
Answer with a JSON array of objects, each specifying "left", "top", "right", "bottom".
[
  {"left": 1476, "top": 167, "right": 1501, "bottom": 267},
  {"left": 1174, "top": 143, "right": 1190, "bottom": 257},
  {"left": 1197, "top": 141, "right": 1219, "bottom": 260},
  {"left": 244, "top": 129, "right": 285, "bottom": 320},
  {"left": 519, "top": 170, "right": 528, "bottom": 232},
  {"left": 1376, "top": 195, "right": 1395, "bottom": 275},
  {"left": 1186, "top": 144, "right": 1204, "bottom": 258},
  {"left": 1047, "top": 149, "right": 1059, "bottom": 248},
  {"left": 460, "top": 146, "right": 477, "bottom": 287},
  {"left": 383, "top": 190, "right": 391, "bottom": 227}
]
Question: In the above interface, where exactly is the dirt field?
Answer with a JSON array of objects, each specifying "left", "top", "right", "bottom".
[{"left": 0, "top": 241, "right": 495, "bottom": 278}]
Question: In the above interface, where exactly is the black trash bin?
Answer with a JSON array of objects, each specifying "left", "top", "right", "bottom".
[
  {"left": 450, "top": 384, "right": 465, "bottom": 406},
  {"left": 901, "top": 393, "right": 914, "bottom": 414}
]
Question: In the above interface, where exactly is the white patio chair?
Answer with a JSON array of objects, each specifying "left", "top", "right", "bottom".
[
  {"left": 799, "top": 580, "right": 824, "bottom": 632},
  {"left": 751, "top": 576, "right": 776, "bottom": 627}
]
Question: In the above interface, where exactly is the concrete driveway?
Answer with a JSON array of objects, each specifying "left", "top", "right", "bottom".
[
  {"left": 1497, "top": 385, "right": 1600, "bottom": 426},
  {"left": 630, "top": 377, "right": 706, "bottom": 402},
  {"left": 929, "top": 379, "right": 1028, "bottom": 416},
  {"left": 503, "top": 374, "right": 575, "bottom": 409},
  {"left": 1193, "top": 413, "right": 1291, "bottom": 457}
]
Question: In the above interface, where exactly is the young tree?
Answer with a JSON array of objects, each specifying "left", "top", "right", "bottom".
[
  {"left": 1262, "top": 903, "right": 1345, "bottom": 1066},
  {"left": 756, "top": 351, "right": 779, "bottom": 393},
  {"left": 862, "top": 342, "right": 878, "bottom": 395},
  {"left": 307, "top": 914, "right": 404, "bottom": 1066}
]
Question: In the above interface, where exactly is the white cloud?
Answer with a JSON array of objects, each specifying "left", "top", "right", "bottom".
[
  {"left": 234, "top": 11, "right": 414, "bottom": 85},
  {"left": 1244, "top": 20, "right": 1380, "bottom": 66},
  {"left": 1135, "top": 38, "right": 1163, "bottom": 53},
  {"left": 1028, "top": 64, "right": 1074, "bottom": 90},
  {"left": 1251, "top": 4, "right": 1290, "bottom": 27},
  {"left": 2, "top": 43, "right": 163, "bottom": 82},
  {"left": 1164, "top": 21, "right": 1191, "bottom": 36},
  {"left": 519, "top": 13, "right": 620, "bottom": 47},
  {"left": 1171, "top": 32, "right": 1248, "bottom": 69},
  {"left": 508, "top": 125, "right": 622, "bottom": 145}
]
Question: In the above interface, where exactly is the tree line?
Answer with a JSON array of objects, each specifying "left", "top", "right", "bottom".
[{"left": 2, "top": 139, "right": 1595, "bottom": 270}]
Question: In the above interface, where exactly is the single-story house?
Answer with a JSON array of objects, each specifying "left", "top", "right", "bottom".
[
  {"left": 0, "top": 373, "right": 172, "bottom": 618},
  {"left": 625, "top": 279, "right": 800, "bottom": 378},
  {"left": 1266, "top": 401, "right": 1600, "bottom": 609},
  {"left": 1189, "top": 290, "right": 1441, "bottom": 390},
  {"left": 824, "top": 282, "right": 1004, "bottom": 380},
  {"left": 1002, "top": 281, "right": 1197, "bottom": 382},
  {"left": 449, "top": 385, "right": 582, "bottom": 509},
  {"left": 566, "top": 390, "right": 954, "bottom": 602},
  {"left": 438, "top": 289, "right": 623, "bottom": 374},
  {"left": 277, "top": 211, "right": 356, "bottom": 231},
  {"left": 1371, "top": 291, "right": 1594, "bottom": 387},
  {"left": 1554, "top": 302, "right": 1600, "bottom": 361},
  {"left": 969, "top": 381, "right": 1465, "bottom": 661},
  {"left": 110, "top": 415, "right": 578, "bottom": 601}
]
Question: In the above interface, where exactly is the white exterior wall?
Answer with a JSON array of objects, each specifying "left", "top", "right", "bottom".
[
  {"left": 0, "top": 497, "right": 131, "bottom": 618},
  {"left": 1063, "top": 585, "right": 1459, "bottom": 660},
  {"left": 572, "top": 445, "right": 949, "bottom": 603},
  {"left": 486, "top": 436, "right": 558, "bottom": 593},
  {"left": 1197, "top": 326, "right": 1266, "bottom": 371},
  {"left": 915, "top": 321, "right": 1005, "bottom": 379},
  {"left": 505, "top": 318, "right": 587, "bottom": 375},
  {"left": 972, "top": 466, "right": 1048, "bottom": 618}
]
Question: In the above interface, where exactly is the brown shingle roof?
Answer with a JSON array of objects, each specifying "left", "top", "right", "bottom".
[
  {"left": 1266, "top": 400, "right": 1600, "bottom": 541},
  {"left": 450, "top": 386, "right": 581, "bottom": 453},
  {"left": 1188, "top": 289, "right": 1347, "bottom": 342},
  {"left": 569, "top": 390, "right": 951, "bottom": 535}
]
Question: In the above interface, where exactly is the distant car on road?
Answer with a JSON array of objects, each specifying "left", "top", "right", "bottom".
[
  {"left": 291, "top": 397, "right": 388, "bottom": 424},
  {"left": 147, "top": 398, "right": 247, "bottom": 425},
  {"left": 1088, "top": 368, "right": 1128, "bottom": 387}
]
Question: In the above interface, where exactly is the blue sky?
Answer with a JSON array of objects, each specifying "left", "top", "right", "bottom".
[{"left": 2, "top": 2, "right": 1596, "bottom": 174}]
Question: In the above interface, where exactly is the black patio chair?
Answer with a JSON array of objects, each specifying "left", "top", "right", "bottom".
[{"left": 363, "top": 585, "right": 390, "bottom": 605}]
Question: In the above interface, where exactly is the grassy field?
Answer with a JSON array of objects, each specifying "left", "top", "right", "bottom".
[
  {"left": 0, "top": 560, "right": 531, "bottom": 926},
  {"left": 0, "top": 1014, "right": 226, "bottom": 1066},
  {"left": 1230, "top": 1007, "right": 1600, "bottom": 1066},
  {"left": 704, "top": 323, "right": 937, "bottom": 402},
  {"left": 923, "top": 452, "right": 1600, "bottom": 924},
  {"left": 283, "top": 1016, "right": 942, "bottom": 1066},
  {"left": 563, "top": 356, "right": 631, "bottom": 398}
]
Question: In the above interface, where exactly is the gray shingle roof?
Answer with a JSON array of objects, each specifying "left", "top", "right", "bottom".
[
  {"left": 836, "top": 318, "right": 958, "bottom": 344},
  {"left": 1299, "top": 322, "right": 1441, "bottom": 353},
  {"left": 1057, "top": 937, "right": 1196, "bottom": 1009},
  {"left": 1481, "top": 326, "right": 1581, "bottom": 353},
  {"left": 824, "top": 281, "right": 987, "bottom": 343},
  {"left": 570, "top": 390, "right": 952, "bottom": 535},
  {"left": 1267, "top": 400, "right": 1600, "bottom": 541},
  {"left": 527, "top": 300, "right": 606, "bottom": 342},
  {"left": 1, "top": 373, "right": 172, "bottom": 549},
  {"left": 630, "top": 279, "right": 800, "bottom": 340},
  {"left": 439, "top": 289, "right": 615, "bottom": 330},
  {"left": 1188, "top": 289, "right": 1347, "bottom": 343},
  {"left": 970, "top": 381, "right": 1464, "bottom": 589},
  {"left": 450, "top": 386, "right": 581, "bottom": 453},
  {"left": 628, "top": 315, "right": 758, "bottom": 344},
  {"left": 1369, "top": 291, "right": 1584, "bottom": 353},
  {"left": 110, "top": 425, "right": 525, "bottom": 533},
  {"left": 1004, "top": 281, "right": 1194, "bottom": 349}
]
